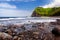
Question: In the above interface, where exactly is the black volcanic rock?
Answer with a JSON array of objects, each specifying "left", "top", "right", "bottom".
[
  {"left": 31, "top": 11, "right": 41, "bottom": 17},
  {"left": 52, "top": 27, "right": 60, "bottom": 37}
]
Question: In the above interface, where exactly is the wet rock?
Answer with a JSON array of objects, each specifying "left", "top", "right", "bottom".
[
  {"left": 52, "top": 27, "right": 60, "bottom": 36},
  {"left": 5, "top": 29, "right": 13, "bottom": 36},
  {"left": 13, "top": 36, "right": 18, "bottom": 40},
  {"left": 56, "top": 19, "right": 60, "bottom": 25},
  {"left": 0, "top": 32, "right": 12, "bottom": 40},
  {"left": 13, "top": 28, "right": 24, "bottom": 35},
  {"left": 50, "top": 22, "right": 57, "bottom": 25},
  {"left": 24, "top": 24, "right": 33, "bottom": 31}
]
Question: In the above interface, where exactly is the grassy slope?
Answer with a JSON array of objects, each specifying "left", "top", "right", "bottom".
[{"left": 33, "top": 7, "right": 60, "bottom": 16}]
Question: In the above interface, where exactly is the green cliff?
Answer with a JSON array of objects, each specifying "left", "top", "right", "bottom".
[{"left": 31, "top": 7, "right": 60, "bottom": 17}]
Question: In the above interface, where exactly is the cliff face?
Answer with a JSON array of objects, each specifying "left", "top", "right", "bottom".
[
  {"left": 31, "top": 11, "right": 41, "bottom": 17},
  {"left": 31, "top": 7, "right": 60, "bottom": 17}
]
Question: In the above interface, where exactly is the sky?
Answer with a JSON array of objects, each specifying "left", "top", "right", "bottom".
[{"left": 0, "top": 0, "right": 59, "bottom": 17}]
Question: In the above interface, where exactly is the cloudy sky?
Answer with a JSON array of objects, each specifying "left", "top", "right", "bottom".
[{"left": 0, "top": 0, "right": 59, "bottom": 17}]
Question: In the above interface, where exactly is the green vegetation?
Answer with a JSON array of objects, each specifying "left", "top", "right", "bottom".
[{"left": 33, "top": 7, "right": 60, "bottom": 16}]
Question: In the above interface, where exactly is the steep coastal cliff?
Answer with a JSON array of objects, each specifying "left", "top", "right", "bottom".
[{"left": 31, "top": 7, "right": 60, "bottom": 17}]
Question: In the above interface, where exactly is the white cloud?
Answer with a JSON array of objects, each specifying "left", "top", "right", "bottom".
[
  {"left": 0, "top": 3, "right": 16, "bottom": 9},
  {"left": 0, "top": 0, "right": 36, "bottom": 2},
  {"left": 0, "top": 3, "right": 32, "bottom": 17},
  {"left": 0, "top": 8, "right": 32, "bottom": 17},
  {"left": 40, "top": 0, "right": 60, "bottom": 8}
]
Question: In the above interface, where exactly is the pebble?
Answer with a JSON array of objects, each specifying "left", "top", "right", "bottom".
[{"left": 0, "top": 22, "right": 59, "bottom": 40}]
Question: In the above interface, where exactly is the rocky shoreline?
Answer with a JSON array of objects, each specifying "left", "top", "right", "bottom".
[{"left": 0, "top": 19, "right": 60, "bottom": 40}]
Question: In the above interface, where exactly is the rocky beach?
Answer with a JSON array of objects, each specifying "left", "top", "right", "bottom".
[{"left": 0, "top": 17, "right": 59, "bottom": 40}]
